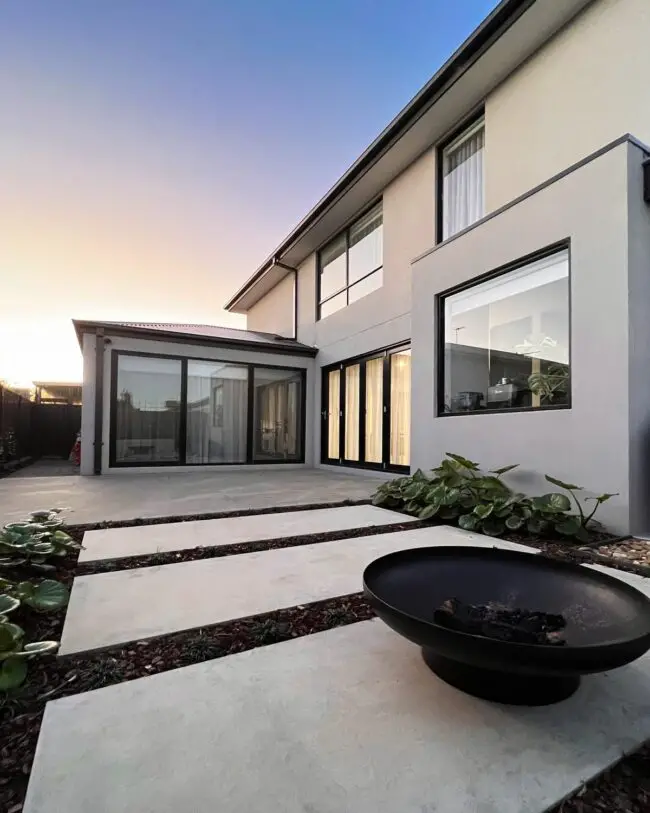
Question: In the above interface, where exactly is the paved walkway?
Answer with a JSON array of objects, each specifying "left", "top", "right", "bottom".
[
  {"left": 79, "top": 505, "right": 412, "bottom": 562},
  {"left": 65, "top": 526, "right": 524, "bottom": 654},
  {"left": 29, "top": 619, "right": 650, "bottom": 813},
  {"left": 0, "top": 468, "right": 381, "bottom": 525},
  {"left": 12, "top": 458, "right": 79, "bottom": 478}
]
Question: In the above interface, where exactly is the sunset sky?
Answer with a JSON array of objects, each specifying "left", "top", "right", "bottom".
[{"left": 0, "top": 0, "right": 497, "bottom": 386}]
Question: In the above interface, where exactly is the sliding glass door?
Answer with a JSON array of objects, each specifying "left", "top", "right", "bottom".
[
  {"left": 253, "top": 368, "right": 304, "bottom": 462},
  {"left": 114, "top": 355, "right": 183, "bottom": 464},
  {"left": 321, "top": 345, "right": 410, "bottom": 472},
  {"left": 186, "top": 361, "right": 248, "bottom": 464},
  {"left": 111, "top": 351, "right": 306, "bottom": 467}
]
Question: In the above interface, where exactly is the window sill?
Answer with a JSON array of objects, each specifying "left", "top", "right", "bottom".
[{"left": 436, "top": 404, "right": 571, "bottom": 418}]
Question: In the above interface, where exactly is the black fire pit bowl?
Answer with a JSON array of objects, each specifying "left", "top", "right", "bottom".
[{"left": 363, "top": 546, "right": 650, "bottom": 706}]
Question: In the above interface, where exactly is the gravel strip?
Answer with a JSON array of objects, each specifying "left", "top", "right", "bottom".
[
  {"left": 66, "top": 498, "right": 372, "bottom": 535},
  {"left": 588, "top": 538, "right": 650, "bottom": 569}
]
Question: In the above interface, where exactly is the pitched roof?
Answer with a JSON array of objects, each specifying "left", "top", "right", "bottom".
[{"left": 72, "top": 320, "right": 317, "bottom": 357}]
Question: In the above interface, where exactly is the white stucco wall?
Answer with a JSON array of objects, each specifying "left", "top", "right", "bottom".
[
  {"left": 485, "top": 0, "right": 650, "bottom": 210},
  {"left": 411, "top": 139, "right": 640, "bottom": 533},
  {"left": 79, "top": 334, "right": 315, "bottom": 474},
  {"left": 246, "top": 272, "right": 295, "bottom": 337}
]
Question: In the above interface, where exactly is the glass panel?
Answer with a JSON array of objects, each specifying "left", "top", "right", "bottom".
[
  {"left": 253, "top": 368, "right": 303, "bottom": 461},
  {"left": 320, "top": 291, "right": 347, "bottom": 318},
  {"left": 186, "top": 361, "right": 248, "bottom": 464},
  {"left": 364, "top": 357, "right": 383, "bottom": 464},
  {"left": 344, "top": 364, "right": 360, "bottom": 461},
  {"left": 114, "top": 355, "right": 182, "bottom": 463},
  {"left": 319, "top": 234, "right": 347, "bottom": 301},
  {"left": 349, "top": 204, "right": 383, "bottom": 284},
  {"left": 443, "top": 249, "right": 570, "bottom": 414},
  {"left": 348, "top": 269, "right": 382, "bottom": 304},
  {"left": 327, "top": 369, "right": 340, "bottom": 459},
  {"left": 443, "top": 122, "right": 485, "bottom": 240},
  {"left": 390, "top": 350, "right": 411, "bottom": 466}
]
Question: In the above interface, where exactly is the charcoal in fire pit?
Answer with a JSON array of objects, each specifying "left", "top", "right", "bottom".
[{"left": 434, "top": 598, "right": 566, "bottom": 645}]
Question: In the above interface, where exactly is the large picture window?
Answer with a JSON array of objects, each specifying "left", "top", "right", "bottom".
[
  {"left": 111, "top": 353, "right": 305, "bottom": 466},
  {"left": 441, "top": 118, "right": 485, "bottom": 241},
  {"left": 318, "top": 203, "right": 383, "bottom": 319},
  {"left": 439, "top": 247, "right": 570, "bottom": 415}
]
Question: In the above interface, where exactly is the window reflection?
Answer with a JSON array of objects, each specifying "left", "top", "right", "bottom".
[
  {"left": 115, "top": 355, "right": 182, "bottom": 463},
  {"left": 186, "top": 361, "right": 248, "bottom": 463},
  {"left": 442, "top": 250, "right": 570, "bottom": 413},
  {"left": 253, "top": 368, "right": 303, "bottom": 461}
]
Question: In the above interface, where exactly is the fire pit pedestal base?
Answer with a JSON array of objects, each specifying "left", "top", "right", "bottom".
[{"left": 422, "top": 648, "right": 580, "bottom": 706}]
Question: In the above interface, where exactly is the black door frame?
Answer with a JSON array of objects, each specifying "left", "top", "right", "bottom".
[{"left": 321, "top": 343, "right": 410, "bottom": 474}]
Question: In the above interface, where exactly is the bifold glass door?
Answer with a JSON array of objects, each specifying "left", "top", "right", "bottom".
[{"left": 322, "top": 345, "right": 410, "bottom": 472}]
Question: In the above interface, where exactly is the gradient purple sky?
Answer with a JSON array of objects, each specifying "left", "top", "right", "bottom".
[{"left": 0, "top": 0, "right": 497, "bottom": 384}]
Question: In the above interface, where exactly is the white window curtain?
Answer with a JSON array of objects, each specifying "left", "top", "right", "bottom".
[
  {"left": 344, "top": 365, "right": 360, "bottom": 461},
  {"left": 364, "top": 357, "right": 383, "bottom": 464},
  {"left": 443, "top": 122, "right": 485, "bottom": 240},
  {"left": 390, "top": 351, "right": 411, "bottom": 467}
]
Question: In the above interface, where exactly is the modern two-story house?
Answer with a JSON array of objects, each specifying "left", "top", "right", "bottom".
[{"left": 77, "top": 0, "right": 650, "bottom": 534}]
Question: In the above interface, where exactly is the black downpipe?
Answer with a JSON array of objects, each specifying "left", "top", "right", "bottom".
[{"left": 93, "top": 328, "right": 105, "bottom": 475}]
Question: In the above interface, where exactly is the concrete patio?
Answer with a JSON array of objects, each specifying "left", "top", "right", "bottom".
[{"left": 0, "top": 468, "right": 381, "bottom": 525}]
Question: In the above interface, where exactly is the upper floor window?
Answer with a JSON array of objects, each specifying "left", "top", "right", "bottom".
[
  {"left": 441, "top": 118, "right": 485, "bottom": 241},
  {"left": 318, "top": 202, "right": 383, "bottom": 319}
]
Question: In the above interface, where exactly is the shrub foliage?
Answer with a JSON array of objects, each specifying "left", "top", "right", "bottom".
[{"left": 372, "top": 453, "right": 616, "bottom": 542}]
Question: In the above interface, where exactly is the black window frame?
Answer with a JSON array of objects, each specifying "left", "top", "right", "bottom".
[
  {"left": 435, "top": 240, "right": 572, "bottom": 417},
  {"left": 436, "top": 108, "right": 486, "bottom": 245},
  {"left": 317, "top": 200, "right": 383, "bottom": 320},
  {"left": 109, "top": 349, "right": 307, "bottom": 467}
]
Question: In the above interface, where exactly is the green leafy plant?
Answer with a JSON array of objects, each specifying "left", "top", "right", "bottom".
[
  {"left": 373, "top": 453, "right": 615, "bottom": 542},
  {"left": 544, "top": 475, "right": 618, "bottom": 531},
  {"left": 0, "top": 581, "right": 62, "bottom": 689},
  {"left": 0, "top": 508, "right": 80, "bottom": 571},
  {"left": 528, "top": 364, "right": 570, "bottom": 403},
  {"left": 0, "top": 509, "right": 74, "bottom": 691}
]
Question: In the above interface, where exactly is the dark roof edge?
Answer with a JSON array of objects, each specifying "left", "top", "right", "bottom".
[
  {"left": 224, "top": 0, "right": 534, "bottom": 311},
  {"left": 72, "top": 320, "right": 318, "bottom": 358}
]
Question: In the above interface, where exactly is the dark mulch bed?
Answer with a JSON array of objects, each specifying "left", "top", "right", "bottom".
[
  {"left": 66, "top": 497, "right": 372, "bottom": 537},
  {"left": 0, "top": 593, "right": 373, "bottom": 813},
  {"left": 76, "top": 520, "right": 427, "bottom": 576},
  {"left": 550, "top": 745, "right": 650, "bottom": 812},
  {"left": 3, "top": 508, "right": 650, "bottom": 813}
]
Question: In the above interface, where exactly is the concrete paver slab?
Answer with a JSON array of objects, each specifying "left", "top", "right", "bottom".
[
  {"left": 79, "top": 505, "right": 414, "bottom": 563},
  {"left": 0, "top": 468, "right": 380, "bottom": 525},
  {"left": 60, "top": 526, "right": 536, "bottom": 654},
  {"left": 27, "top": 619, "right": 650, "bottom": 813}
]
